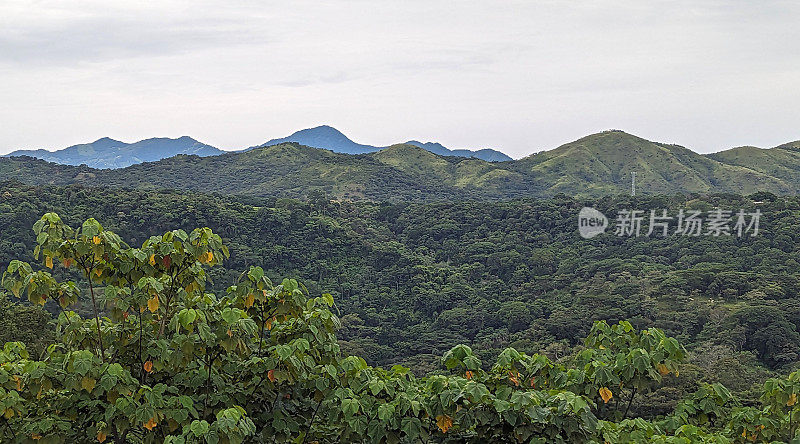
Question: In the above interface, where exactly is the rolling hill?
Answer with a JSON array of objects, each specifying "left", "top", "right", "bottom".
[
  {"left": 1, "top": 130, "right": 798, "bottom": 200},
  {"left": 514, "top": 130, "right": 795, "bottom": 195},
  {"left": 707, "top": 141, "right": 800, "bottom": 186}
]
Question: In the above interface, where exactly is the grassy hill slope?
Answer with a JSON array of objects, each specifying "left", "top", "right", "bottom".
[
  {"left": 514, "top": 130, "right": 793, "bottom": 195},
  {"left": 708, "top": 141, "right": 800, "bottom": 186}
]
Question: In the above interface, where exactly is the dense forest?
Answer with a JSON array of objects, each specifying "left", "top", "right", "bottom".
[
  {"left": 2, "top": 201, "right": 800, "bottom": 442},
  {"left": 2, "top": 183, "right": 799, "bottom": 408}
]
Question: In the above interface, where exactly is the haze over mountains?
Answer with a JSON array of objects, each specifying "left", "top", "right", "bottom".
[
  {"left": 252, "top": 125, "right": 513, "bottom": 162},
  {"left": 4, "top": 125, "right": 512, "bottom": 169},
  {"left": 2, "top": 129, "right": 799, "bottom": 200},
  {"left": 5, "top": 136, "right": 223, "bottom": 169}
]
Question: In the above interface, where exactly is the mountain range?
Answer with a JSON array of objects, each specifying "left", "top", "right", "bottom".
[
  {"left": 3, "top": 125, "right": 511, "bottom": 169},
  {"left": 5, "top": 136, "right": 223, "bottom": 169},
  {"left": 1, "top": 129, "right": 799, "bottom": 200},
  {"left": 252, "top": 125, "right": 513, "bottom": 162}
]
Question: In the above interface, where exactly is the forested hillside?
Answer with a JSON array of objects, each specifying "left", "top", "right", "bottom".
[
  {"left": 2, "top": 183, "right": 797, "bottom": 408},
  {"left": 3, "top": 131, "right": 800, "bottom": 200}
]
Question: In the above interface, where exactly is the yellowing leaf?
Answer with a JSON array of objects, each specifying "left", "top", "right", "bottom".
[
  {"left": 94, "top": 268, "right": 102, "bottom": 277},
  {"left": 45, "top": 256, "right": 53, "bottom": 269},
  {"left": 199, "top": 251, "right": 213, "bottom": 264},
  {"left": 92, "top": 236, "right": 101, "bottom": 245},
  {"left": 3, "top": 408, "right": 14, "bottom": 419},
  {"left": 245, "top": 293, "right": 255, "bottom": 308},
  {"left": 465, "top": 370, "right": 473, "bottom": 380},
  {"left": 143, "top": 416, "right": 158, "bottom": 431},
  {"left": 657, "top": 364, "right": 669, "bottom": 376},
  {"left": 62, "top": 258, "right": 72, "bottom": 268},
  {"left": 32, "top": 433, "right": 42, "bottom": 440},
  {"left": 436, "top": 415, "right": 453, "bottom": 433},
  {"left": 96, "top": 430, "right": 107, "bottom": 443},
  {"left": 267, "top": 369, "right": 276, "bottom": 383},
  {"left": 81, "top": 377, "right": 96, "bottom": 392},
  {"left": 149, "top": 254, "right": 156, "bottom": 266},
  {"left": 599, "top": 387, "right": 613, "bottom": 403},
  {"left": 143, "top": 360, "right": 153, "bottom": 373},
  {"left": 147, "top": 295, "right": 159, "bottom": 313},
  {"left": 789, "top": 393, "right": 797, "bottom": 406},
  {"left": 13, "top": 375, "right": 22, "bottom": 391}
]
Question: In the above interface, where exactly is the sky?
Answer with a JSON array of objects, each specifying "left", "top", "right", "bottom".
[{"left": 0, "top": 0, "right": 798, "bottom": 159}]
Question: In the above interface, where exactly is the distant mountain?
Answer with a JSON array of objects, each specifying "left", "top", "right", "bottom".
[
  {"left": 5, "top": 136, "right": 223, "bottom": 169},
  {"left": 404, "top": 140, "right": 512, "bottom": 162},
  {"left": 2, "top": 130, "right": 799, "bottom": 201},
  {"left": 4, "top": 126, "right": 512, "bottom": 169},
  {"left": 254, "top": 125, "right": 513, "bottom": 161},
  {"left": 253, "top": 125, "right": 377, "bottom": 155}
]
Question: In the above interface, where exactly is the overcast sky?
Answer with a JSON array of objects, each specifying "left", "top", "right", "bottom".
[{"left": 1, "top": 1, "right": 798, "bottom": 158}]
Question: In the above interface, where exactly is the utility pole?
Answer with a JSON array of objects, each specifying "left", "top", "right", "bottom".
[{"left": 631, "top": 172, "right": 636, "bottom": 196}]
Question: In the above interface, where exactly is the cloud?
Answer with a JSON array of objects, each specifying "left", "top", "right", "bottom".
[
  {"left": 0, "top": 0, "right": 798, "bottom": 157},
  {"left": 0, "top": 2, "right": 271, "bottom": 65}
]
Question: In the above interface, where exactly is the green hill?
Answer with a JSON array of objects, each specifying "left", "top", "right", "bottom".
[
  {"left": 1, "top": 131, "right": 799, "bottom": 200},
  {"left": 707, "top": 141, "right": 800, "bottom": 186},
  {"left": 514, "top": 130, "right": 793, "bottom": 195},
  {"left": 96, "top": 143, "right": 470, "bottom": 201}
]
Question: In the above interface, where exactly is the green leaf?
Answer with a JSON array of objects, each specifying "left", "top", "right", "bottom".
[
  {"left": 190, "top": 420, "right": 210, "bottom": 437},
  {"left": 221, "top": 307, "right": 239, "bottom": 324},
  {"left": 341, "top": 398, "right": 360, "bottom": 417}
]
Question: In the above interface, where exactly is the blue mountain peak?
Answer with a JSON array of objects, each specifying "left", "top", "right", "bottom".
[{"left": 257, "top": 125, "right": 512, "bottom": 161}]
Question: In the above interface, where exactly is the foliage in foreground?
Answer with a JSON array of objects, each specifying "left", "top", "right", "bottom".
[{"left": 1, "top": 214, "right": 800, "bottom": 442}]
